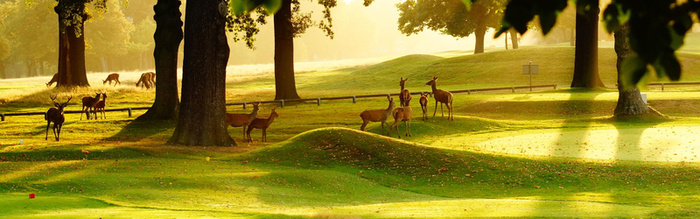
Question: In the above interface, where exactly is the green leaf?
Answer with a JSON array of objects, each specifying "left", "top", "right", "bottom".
[
  {"left": 459, "top": 0, "right": 471, "bottom": 11},
  {"left": 602, "top": 4, "right": 620, "bottom": 34},
  {"left": 620, "top": 55, "right": 648, "bottom": 88},
  {"left": 230, "top": 0, "right": 281, "bottom": 16},
  {"left": 262, "top": 0, "right": 282, "bottom": 15},
  {"left": 658, "top": 52, "right": 681, "bottom": 81}
]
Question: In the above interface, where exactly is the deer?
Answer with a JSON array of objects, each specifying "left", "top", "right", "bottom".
[
  {"left": 246, "top": 107, "right": 279, "bottom": 143},
  {"left": 46, "top": 73, "right": 58, "bottom": 87},
  {"left": 103, "top": 73, "right": 121, "bottom": 86},
  {"left": 389, "top": 96, "right": 413, "bottom": 138},
  {"left": 226, "top": 102, "right": 260, "bottom": 140},
  {"left": 425, "top": 76, "right": 453, "bottom": 121},
  {"left": 80, "top": 92, "right": 102, "bottom": 120},
  {"left": 419, "top": 92, "right": 429, "bottom": 121},
  {"left": 45, "top": 94, "right": 72, "bottom": 141},
  {"left": 399, "top": 77, "right": 411, "bottom": 107},
  {"left": 94, "top": 92, "right": 107, "bottom": 119},
  {"left": 146, "top": 72, "right": 156, "bottom": 85},
  {"left": 136, "top": 72, "right": 153, "bottom": 89},
  {"left": 359, "top": 96, "right": 395, "bottom": 135}
]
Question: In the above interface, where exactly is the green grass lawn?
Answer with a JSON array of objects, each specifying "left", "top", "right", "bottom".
[{"left": 2, "top": 47, "right": 700, "bottom": 218}]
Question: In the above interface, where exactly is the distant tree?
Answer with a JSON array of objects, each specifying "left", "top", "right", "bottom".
[
  {"left": 229, "top": 0, "right": 336, "bottom": 100},
  {"left": 0, "top": 3, "right": 12, "bottom": 79},
  {"left": 85, "top": 0, "right": 133, "bottom": 72},
  {"left": 168, "top": 0, "right": 234, "bottom": 146},
  {"left": 126, "top": 19, "right": 156, "bottom": 70},
  {"left": 395, "top": 0, "right": 506, "bottom": 54},
  {"left": 5, "top": 0, "right": 56, "bottom": 78},
  {"left": 138, "top": 0, "right": 182, "bottom": 121}
]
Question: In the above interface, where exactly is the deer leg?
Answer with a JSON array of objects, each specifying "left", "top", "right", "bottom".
[
  {"left": 56, "top": 124, "right": 62, "bottom": 141},
  {"left": 80, "top": 107, "right": 84, "bottom": 120},
  {"left": 433, "top": 101, "right": 438, "bottom": 117},
  {"left": 246, "top": 127, "right": 253, "bottom": 143},
  {"left": 52, "top": 123, "right": 58, "bottom": 141},
  {"left": 262, "top": 128, "right": 267, "bottom": 142},
  {"left": 45, "top": 121, "right": 50, "bottom": 140},
  {"left": 380, "top": 121, "right": 385, "bottom": 134},
  {"left": 360, "top": 121, "right": 368, "bottom": 131}
]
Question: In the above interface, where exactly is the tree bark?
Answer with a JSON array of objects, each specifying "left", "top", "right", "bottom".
[
  {"left": 614, "top": 23, "right": 648, "bottom": 117},
  {"left": 55, "top": 2, "right": 89, "bottom": 87},
  {"left": 570, "top": 28, "right": 575, "bottom": 46},
  {"left": 138, "top": 0, "right": 183, "bottom": 121},
  {"left": 474, "top": 25, "right": 486, "bottom": 54},
  {"left": 509, "top": 29, "right": 519, "bottom": 49},
  {"left": 168, "top": 0, "right": 235, "bottom": 146},
  {"left": 571, "top": 1, "right": 604, "bottom": 88},
  {"left": 273, "top": 0, "right": 301, "bottom": 100}
]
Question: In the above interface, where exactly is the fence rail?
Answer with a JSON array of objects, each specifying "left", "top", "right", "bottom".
[
  {"left": 1, "top": 84, "right": 557, "bottom": 121},
  {"left": 648, "top": 82, "right": 700, "bottom": 91}
]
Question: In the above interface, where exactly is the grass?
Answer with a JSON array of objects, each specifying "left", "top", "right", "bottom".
[{"left": 2, "top": 46, "right": 700, "bottom": 217}]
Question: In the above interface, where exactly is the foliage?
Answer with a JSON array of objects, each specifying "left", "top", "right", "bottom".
[
  {"left": 85, "top": 0, "right": 134, "bottom": 59},
  {"left": 495, "top": 0, "right": 700, "bottom": 87},
  {"left": 396, "top": 0, "right": 503, "bottom": 38}
]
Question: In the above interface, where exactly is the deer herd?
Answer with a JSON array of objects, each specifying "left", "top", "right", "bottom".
[{"left": 43, "top": 72, "right": 452, "bottom": 143}]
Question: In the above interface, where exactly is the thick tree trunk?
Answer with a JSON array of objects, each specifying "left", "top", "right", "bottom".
[
  {"left": 168, "top": 0, "right": 235, "bottom": 146},
  {"left": 474, "top": 25, "right": 486, "bottom": 54},
  {"left": 273, "top": 0, "right": 301, "bottom": 100},
  {"left": 571, "top": 1, "right": 604, "bottom": 88},
  {"left": 504, "top": 31, "right": 508, "bottom": 50},
  {"left": 614, "top": 23, "right": 648, "bottom": 117},
  {"left": 138, "top": 0, "right": 183, "bottom": 121},
  {"left": 570, "top": 28, "right": 575, "bottom": 46},
  {"left": 509, "top": 29, "right": 519, "bottom": 49},
  {"left": 55, "top": 2, "right": 89, "bottom": 87}
]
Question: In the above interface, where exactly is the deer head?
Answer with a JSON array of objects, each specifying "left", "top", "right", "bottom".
[
  {"left": 400, "top": 77, "right": 408, "bottom": 88},
  {"left": 425, "top": 76, "right": 438, "bottom": 86},
  {"left": 50, "top": 94, "right": 73, "bottom": 110}
]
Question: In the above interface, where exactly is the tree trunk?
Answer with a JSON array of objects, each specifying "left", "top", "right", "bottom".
[
  {"left": 55, "top": 2, "right": 89, "bottom": 87},
  {"left": 138, "top": 0, "right": 183, "bottom": 121},
  {"left": 571, "top": 1, "right": 604, "bottom": 88},
  {"left": 273, "top": 0, "right": 301, "bottom": 100},
  {"left": 509, "top": 29, "right": 519, "bottom": 49},
  {"left": 504, "top": 31, "right": 508, "bottom": 50},
  {"left": 0, "top": 62, "right": 5, "bottom": 79},
  {"left": 614, "top": 23, "right": 648, "bottom": 117},
  {"left": 474, "top": 25, "right": 486, "bottom": 54},
  {"left": 168, "top": 0, "right": 235, "bottom": 146}
]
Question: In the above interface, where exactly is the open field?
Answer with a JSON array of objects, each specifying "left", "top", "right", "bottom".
[{"left": 1, "top": 47, "right": 700, "bottom": 218}]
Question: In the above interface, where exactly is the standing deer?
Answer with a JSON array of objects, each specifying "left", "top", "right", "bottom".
[
  {"left": 359, "top": 96, "right": 395, "bottom": 134},
  {"left": 103, "top": 73, "right": 121, "bottom": 86},
  {"left": 81, "top": 92, "right": 101, "bottom": 120},
  {"left": 46, "top": 73, "right": 58, "bottom": 87},
  {"left": 136, "top": 72, "right": 153, "bottom": 89},
  {"left": 45, "top": 95, "right": 72, "bottom": 141},
  {"left": 94, "top": 93, "right": 107, "bottom": 119},
  {"left": 419, "top": 92, "right": 429, "bottom": 121},
  {"left": 246, "top": 108, "right": 279, "bottom": 143},
  {"left": 425, "top": 76, "right": 453, "bottom": 121},
  {"left": 399, "top": 77, "right": 411, "bottom": 107},
  {"left": 389, "top": 97, "right": 413, "bottom": 138},
  {"left": 226, "top": 102, "right": 260, "bottom": 140}
]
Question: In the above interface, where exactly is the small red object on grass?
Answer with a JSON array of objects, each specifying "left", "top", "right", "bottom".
[{"left": 29, "top": 193, "right": 35, "bottom": 199}]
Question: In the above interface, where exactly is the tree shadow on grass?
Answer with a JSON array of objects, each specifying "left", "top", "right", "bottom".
[{"left": 103, "top": 119, "right": 176, "bottom": 143}]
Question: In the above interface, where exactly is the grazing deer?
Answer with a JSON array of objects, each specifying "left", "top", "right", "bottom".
[
  {"left": 226, "top": 102, "right": 260, "bottom": 140},
  {"left": 46, "top": 73, "right": 58, "bottom": 87},
  {"left": 425, "top": 76, "right": 453, "bottom": 121},
  {"left": 94, "top": 93, "right": 107, "bottom": 119},
  {"left": 146, "top": 72, "right": 156, "bottom": 85},
  {"left": 246, "top": 108, "right": 279, "bottom": 143},
  {"left": 45, "top": 95, "right": 72, "bottom": 141},
  {"left": 136, "top": 72, "right": 153, "bottom": 89},
  {"left": 80, "top": 92, "right": 101, "bottom": 120},
  {"left": 399, "top": 77, "right": 411, "bottom": 107},
  {"left": 103, "top": 73, "right": 121, "bottom": 86},
  {"left": 359, "top": 96, "right": 395, "bottom": 134},
  {"left": 389, "top": 97, "right": 413, "bottom": 138},
  {"left": 419, "top": 92, "right": 429, "bottom": 121}
]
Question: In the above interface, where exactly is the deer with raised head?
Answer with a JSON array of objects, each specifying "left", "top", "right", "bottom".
[
  {"left": 419, "top": 92, "right": 429, "bottom": 121},
  {"left": 399, "top": 77, "right": 411, "bottom": 107},
  {"left": 136, "top": 72, "right": 153, "bottom": 89},
  {"left": 80, "top": 92, "right": 101, "bottom": 120},
  {"left": 226, "top": 102, "right": 260, "bottom": 140},
  {"left": 46, "top": 73, "right": 58, "bottom": 87},
  {"left": 94, "top": 93, "right": 107, "bottom": 119},
  {"left": 45, "top": 95, "right": 72, "bottom": 141},
  {"left": 246, "top": 107, "right": 279, "bottom": 143},
  {"left": 359, "top": 96, "right": 395, "bottom": 134},
  {"left": 425, "top": 76, "right": 453, "bottom": 121},
  {"left": 103, "top": 73, "right": 121, "bottom": 86},
  {"left": 389, "top": 97, "right": 413, "bottom": 138}
]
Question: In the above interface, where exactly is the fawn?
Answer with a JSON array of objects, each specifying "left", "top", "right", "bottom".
[
  {"left": 226, "top": 102, "right": 260, "bottom": 140},
  {"left": 425, "top": 76, "right": 453, "bottom": 121},
  {"left": 45, "top": 95, "right": 72, "bottom": 141},
  {"left": 94, "top": 93, "right": 107, "bottom": 119},
  {"left": 81, "top": 92, "right": 101, "bottom": 120},
  {"left": 246, "top": 108, "right": 279, "bottom": 143},
  {"left": 103, "top": 73, "right": 121, "bottom": 86},
  {"left": 359, "top": 96, "right": 395, "bottom": 134},
  {"left": 419, "top": 92, "right": 429, "bottom": 121},
  {"left": 399, "top": 77, "right": 411, "bottom": 107},
  {"left": 389, "top": 97, "right": 412, "bottom": 138},
  {"left": 46, "top": 73, "right": 58, "bottom": 87}
]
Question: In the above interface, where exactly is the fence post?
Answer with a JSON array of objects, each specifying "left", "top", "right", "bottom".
[
  {"left": 387, "top": 94, "right": 391, "bottom": 99},
  {"left": 554, "top": 85, "right": 557, "bottom": 90},
  {"left": 317, "top": 97, "right": 321, "bottom": 106},
  {"left": 128, "top": 108, "right": 132, "bottom": 117},
  {"left": 352, "top": 96, "right": 356, "bottom": 103},
  {"left": 661, "top": 83, "right": 665, "bottom": 91},
  {"left": 243, "top": 102, "right": 247, "bottom": 109},
  {"left": 467, "top": 90, "right": 471, "bottom": 95},
  {"left": 280, "top": 99, "right": 285, "bottom": 108},
  {"left": 1, "top": 114, "right": 4, "bottom": 122},
  {"left": 512, "top": 87, "right": 515, "bottom": 93}
]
